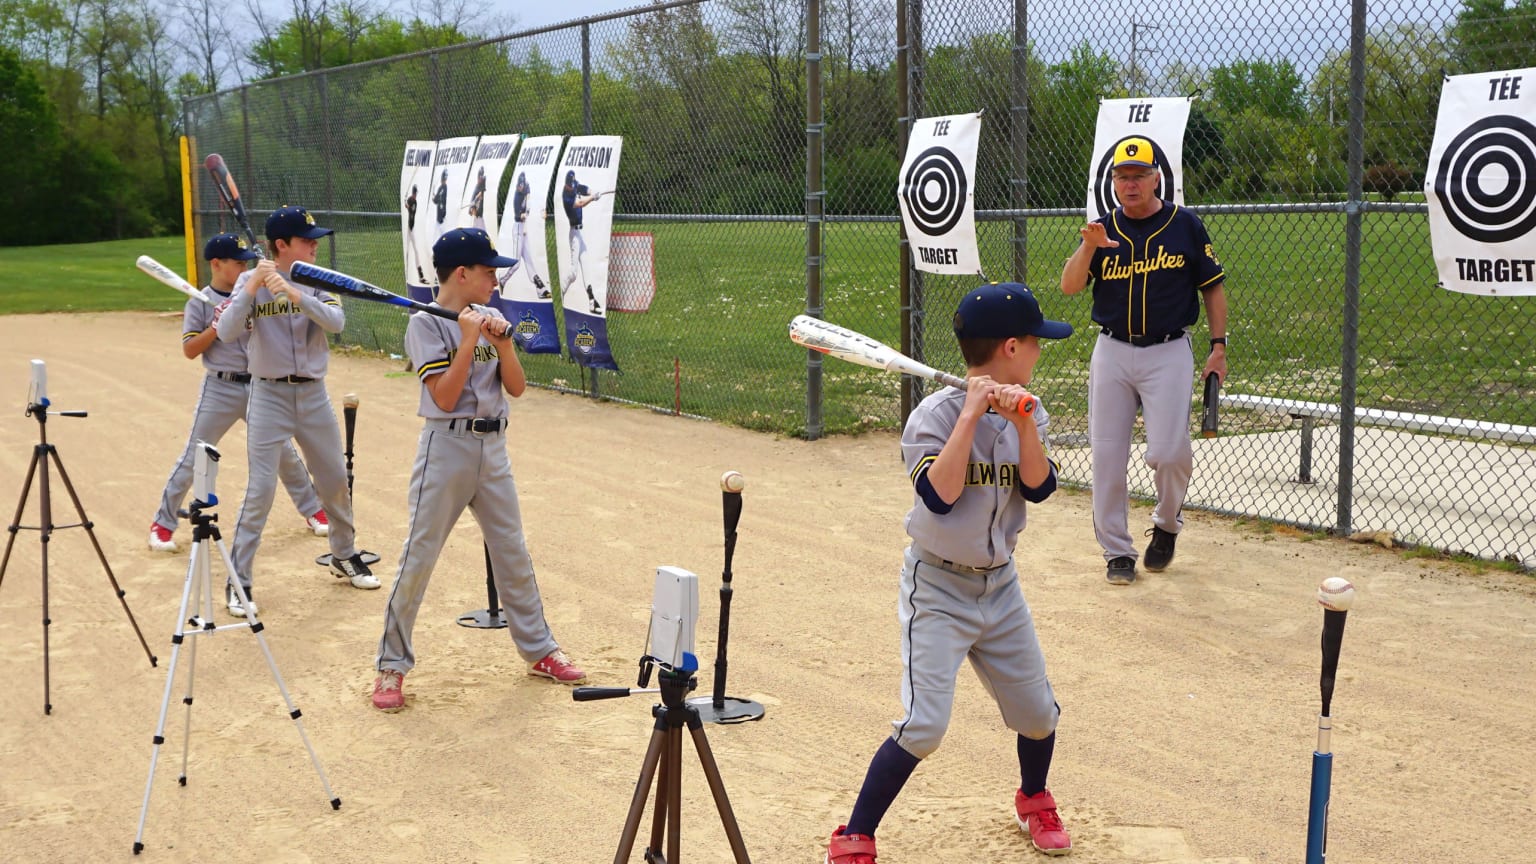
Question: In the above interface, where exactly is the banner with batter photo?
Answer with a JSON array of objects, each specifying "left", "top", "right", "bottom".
[
  {"left": 898, "top": 112, "right": 982, "bottom": 275},
  {"left": 554, "top": 134, "right": 623, "bottom": 370},
  {"left": 401, "top": 140, "right": 436, "bottom": 303},
  {"left": 495, "top": 135, "right": 564, "bottom": 355},
  {"left": 1085, "top": 97, "right": 1191, "bottom": 219},
  {"left": 429, "top": 134, "right": 479, "bottom": 242},
  {"left": 460, "top": 134, "right": 518, "bottom": 238},
  {"left": 1426, "top": 67, "right": 1536, "bottom": 296}
]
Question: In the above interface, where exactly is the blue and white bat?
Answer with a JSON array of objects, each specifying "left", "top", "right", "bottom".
[{"left": 289, "top": 261, "right": 512, "bottom": 336}]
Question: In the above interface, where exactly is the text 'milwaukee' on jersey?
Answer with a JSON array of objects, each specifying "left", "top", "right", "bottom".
[
  {"left": 1087, "top": 202, "right": 1225, "bottom": 339},
  {"left": 406, "top": 304, "right": 510, "bottom": 420},
  {"left": 901, "top": 388, "right": 1054, "bottom": 570}
]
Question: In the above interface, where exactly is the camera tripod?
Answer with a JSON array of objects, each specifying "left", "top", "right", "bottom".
[
  {"left": 133, "top": 443, "right": 340, "bottom": 855},
  {"left": 577, "top": 666, "right": 751, "bottom": 864},
  {"left": 0, "top": 394, "right": 156, "bottom": 714}
]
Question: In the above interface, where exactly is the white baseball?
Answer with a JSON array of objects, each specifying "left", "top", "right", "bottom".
[
  {"left": 720, "top": 470, "right": 746, "bottom": 493},
  {"left": 1317, "top": 576, "right": 1356, "bottom": 612}
]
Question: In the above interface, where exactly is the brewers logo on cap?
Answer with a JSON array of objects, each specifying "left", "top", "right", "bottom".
[{"left": 1112, "top": 137, "right": 1157, "bottom": 169}]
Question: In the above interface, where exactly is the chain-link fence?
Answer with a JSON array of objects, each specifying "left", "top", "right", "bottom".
[{"left": 183, "top": 0, "right": 1536, "bottom": 566}]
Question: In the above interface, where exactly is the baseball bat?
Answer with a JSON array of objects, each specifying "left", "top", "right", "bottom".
[
  {"left": 343, "top": 393, "right": 358, "bottom": 500},
  {"left": 1306, "top": 604, "right": 1350, "bottom": 864},
  {"left": 1201, "top": 372, "right": 1221, "bottom": 438},
  {"left": 290, "top": 262, "right": 513, "bottom": 337},
  {"left": 136, "top": 255, "right": 212, "bottom": 306},
  {"left": 788, "top": 314, "right": 1037, "bottom": 416},
  {"left": 203, "top": 154, "right": 263, "bottom": 256}
]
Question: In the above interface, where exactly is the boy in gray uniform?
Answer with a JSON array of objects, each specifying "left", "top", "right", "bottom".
[
  {"left": 826, "top": 283, "right": 1075, "bottom": 861},
  {"left": 148, "top": 233, "right": 329, "bottom": 555},
  {"left": 216, "top": 206, "right": 379, "bottom": 616},
  {"left": 370, "top": 228, "right": 585, "bottom": 713}
]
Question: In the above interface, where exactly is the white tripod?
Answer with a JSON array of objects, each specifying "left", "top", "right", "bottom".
[{"left": 133, "top": 441, "right": 340, "bottom": 855}]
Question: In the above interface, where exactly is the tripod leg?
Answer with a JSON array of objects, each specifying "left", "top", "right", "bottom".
[
  {"left": 0, "top": 447, "right": 41, "bottom": 592},
  {"left": 47, "top": 449, "right": 157, "bottom": 667},
  {"left": 666, "top": 724, "right": 683, "bottom": 864},
  {"left": 688, "top": 722, "right": 753, "bottom": 863},
  {"left": 615, "top": 726, "right": 669, "bottom": 864},
  {"left": 214, "top": 539, "right": 341, "bottom": 810},
  {"left": 648, "top": 725, "right": 671, "bottom": 859},
  {"left": 135, "top": 544, "right": 203, "bottom": 854},
  {"left": 40, "top": 447, "right": 53, "bottom": 715},
  {"left": 179, "top": 539, "right": 213, "bottom": 785}
]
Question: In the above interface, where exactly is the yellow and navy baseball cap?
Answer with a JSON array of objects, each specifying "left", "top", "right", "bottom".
[
  {"left": 954, "top": 283, "right": 1073, "bottom": 340},
  {"left": 265, "top": 205, "right": 334, "bottom": 242},
  {"left": 1111, "top": 137, "right": 1157, "bottom": 169},
  {"left": 434, "top": 228, "right": 518, "bottom": 270},
  {"left": 203, "top": 232, "right": 259, "bottom": 262}
]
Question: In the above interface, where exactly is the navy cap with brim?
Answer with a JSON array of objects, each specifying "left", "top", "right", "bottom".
[
  {"left": 203, "top": 232, "right": 260, "bottom": 261},
  {"left": 433, "top": 228, "right": 518, "bottom": 270},
  {"left": 953, "top": 282, "right": 1074, "bottom": 340},
  {"left": 265, "top": 205, "right": 334, "bottom": 242}
]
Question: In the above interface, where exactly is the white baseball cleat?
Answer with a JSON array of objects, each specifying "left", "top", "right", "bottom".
[
  {"left": 147, "top": 523, "right": 178, "bottom": 552},
  {"left": 306, "top": 510, "right": 330, "bottom": 537}
]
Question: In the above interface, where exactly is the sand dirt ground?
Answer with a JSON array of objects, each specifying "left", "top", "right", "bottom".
[{"left": 1, "top": 312, "right": 1533, "bottom": 863}]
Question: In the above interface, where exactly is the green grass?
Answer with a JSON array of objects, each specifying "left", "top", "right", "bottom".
[
  {"left": 4, "top": 213, "right": 1534, "bottom": 436},
  {"left": 0, "top": 237, "right": 191, "bottom": 313}
]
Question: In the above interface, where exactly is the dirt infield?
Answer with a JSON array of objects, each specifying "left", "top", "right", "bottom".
[{"left": 2, "top": 312, "right": 1533, "bottom": 863}]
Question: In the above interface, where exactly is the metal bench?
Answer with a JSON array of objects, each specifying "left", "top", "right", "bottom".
[{"left": 1218, "top": 393, "right": 1536, "bottom": 483}]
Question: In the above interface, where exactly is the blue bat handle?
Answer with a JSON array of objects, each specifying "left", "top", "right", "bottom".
[{"left": 1305, "top": 749, "right": 1332, "bottom": 864}]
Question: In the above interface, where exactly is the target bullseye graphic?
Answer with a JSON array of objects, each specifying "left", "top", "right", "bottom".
[
  {"left": 1092, "top": 136, "right": 1175, "bottom": 217},
  {"left": 902, "top": 146, "right": 967, "bottom": 236},
  {"left": 1433, "top": 115, "right": 1536, "bottom": 244}
]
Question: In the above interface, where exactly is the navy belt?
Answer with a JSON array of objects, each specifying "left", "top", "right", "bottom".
[
  {"left": 259, "top": 375, "right": 316, "bottom": 384},
  {"left": 1101, "top": 327, "right": 1184, "bottom": 347},
  {"left": 447, "top": 417, "right": 506, "bottom": 433},
  {"left": 213, "top": 371, "right": 252, "bottom": 383},
  {"left": 912, "top": 547, "right": 1008, "bottom": 575}
]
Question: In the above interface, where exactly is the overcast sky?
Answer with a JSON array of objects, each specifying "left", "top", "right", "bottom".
[{"left": 506, "top": 0, "right": 650, "bottom": 33}]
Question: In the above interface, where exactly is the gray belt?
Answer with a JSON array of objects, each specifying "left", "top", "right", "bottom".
[{"left": 912, "top": 546, "right": 1008, "bottom": 575}]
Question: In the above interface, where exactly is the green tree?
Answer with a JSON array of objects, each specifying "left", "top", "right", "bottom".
[
  {"left": 1451, "top": 0, "right": 1536, "bottom": 74},
  {"left": 1207, "top": 60, "right": 1307, "bottom": 121}
]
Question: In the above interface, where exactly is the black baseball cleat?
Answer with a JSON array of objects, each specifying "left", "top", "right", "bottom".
[
  {"left": 533, "top": 274, "right": 547, "bottom": 290},
  {"left": 1143, "top": 527, "right": 1177, "bottom": 572},
  {"left": 416, "top": 267, "right": 426, "bottom": 282},
  {"left": 1105, "top": 556, "right": 1137, "bottom": 586},
  {"left": 331, "top": 553, "right": 381, "bottom": 590}
]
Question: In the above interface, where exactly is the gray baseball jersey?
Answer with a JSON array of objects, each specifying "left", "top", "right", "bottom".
[
  {"left": 375, "top": 305, "right": 560, "bottom": 674},
  {"left": 151, "top": 288, "right": 321, "bottom": 530},
  {"left": 890, "top": 388, "right": 1060, "bottom": 759},
  {"left": 217, "top": 268, "right": 361, "bottom": 592}
]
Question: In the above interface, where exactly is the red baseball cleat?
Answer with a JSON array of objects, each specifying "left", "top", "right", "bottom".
[
  {"left": 1015, "top": 788, "right": 1072, "bottom": 855},
  {"left": 826, "top": 825, "right": 878, "bottom": 864},
  {"left": 372, "top": 670, "right": 405, "bottom": 712},
  {"left": 528, "top": 649, "right": 587, "bottom": 684}
]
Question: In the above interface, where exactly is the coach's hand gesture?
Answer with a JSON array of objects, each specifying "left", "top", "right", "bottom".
[{"left": 1079, "top": 222, "right": 1119, "bottom": 249}]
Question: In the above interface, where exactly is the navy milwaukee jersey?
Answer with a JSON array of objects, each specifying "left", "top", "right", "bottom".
[{"left": 1086, "top": 202, "right": 1224, "bottom": 338}]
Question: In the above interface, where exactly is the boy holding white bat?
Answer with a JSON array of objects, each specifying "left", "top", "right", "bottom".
[
  {"left": 826, "top": 283, "right": 1076, "bottom": 861},
  {"left": 369, "top": 228, "right": 584, "bottom": 713},
  {"left": 147, "top": 233, "right": 329, "bottom": 562}
]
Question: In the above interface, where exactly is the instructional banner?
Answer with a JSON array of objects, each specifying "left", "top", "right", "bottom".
[
  {"left": 1426, "top": 67, "right": 1536, "bottom": 296},
  {"left": 496, "top": 135, "right": 564, "bottom": 354},
  {"left": 555, "top": 134, "right": 623, "bottom": 370},
  {"left": 897, "top": 112, "right": 982, "bottom": 275},
  {"left": 401, "top": 140, "right": 436, "bottom": 303},
  {"left": 1086, "top": 97, "right": 1191, "bottom": 219},
  {"left": 461, "top": 134, "right": 519, "bottom": 238}
]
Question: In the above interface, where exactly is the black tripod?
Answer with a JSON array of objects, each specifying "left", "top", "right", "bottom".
[
  {"left": 0, "top": 392, "right": 156, "bottom": 714},
  {"left": 576, "top": 665, "right": 752, "bottom": 864}
]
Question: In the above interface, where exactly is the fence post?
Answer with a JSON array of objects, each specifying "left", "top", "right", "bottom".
[
  {"left": 582, "top": 21, "right": 601, "bottom": 400},
  {"left": 805, "top": 0, "right": 825, "bottom": 440},
  {"left": 319, "top": 73, "right": 337, "bottom": 269},
  {"left": 900, "top": 0, "right": 926, "bottom": 425},
  {"left": 1011, "top": 0, "right": 1029, "bottom": 280},
  {"left": 1337, "top": 0, "right": 1366, "bottom": 536}
]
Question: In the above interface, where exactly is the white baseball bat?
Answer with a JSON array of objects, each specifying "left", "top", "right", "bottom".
[
  {"left": 787, "top": 314, "right": 1037, "bottom": 415},
  {"left": 136, "top": 255, "right": 212, "bottom": 305}
]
